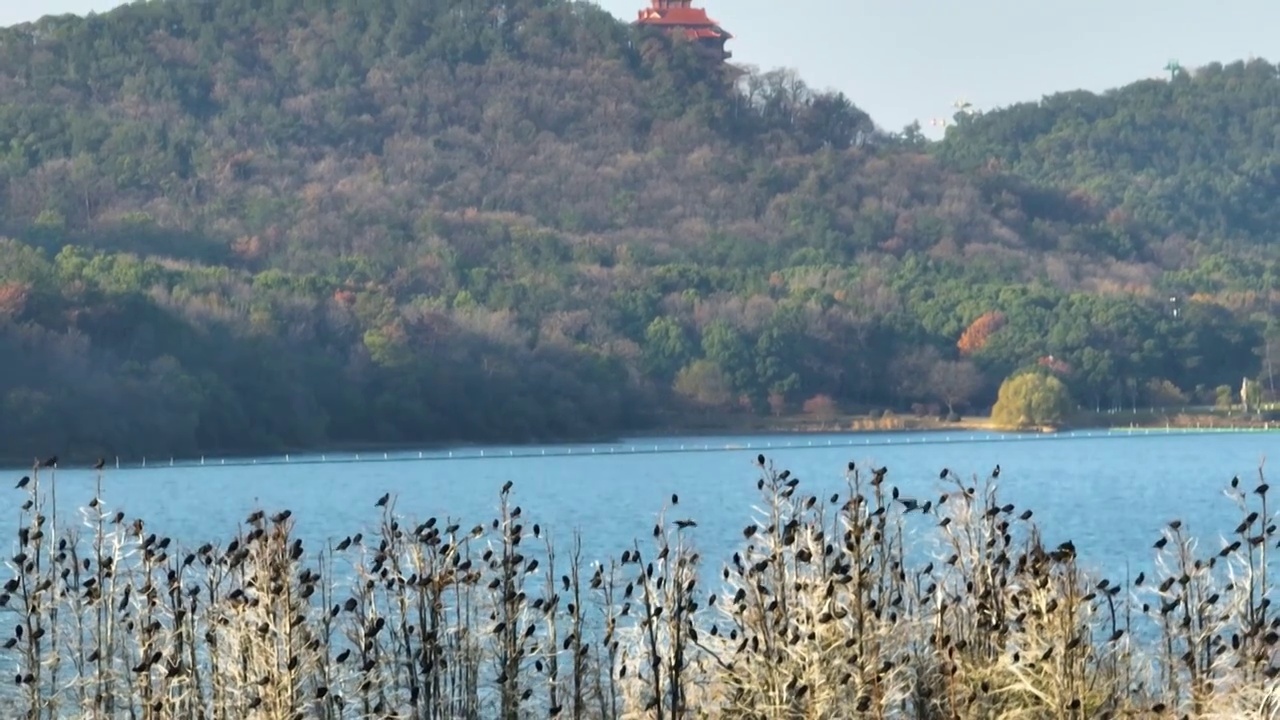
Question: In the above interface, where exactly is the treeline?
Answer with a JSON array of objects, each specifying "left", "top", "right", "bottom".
[{"left": 0, "top": 0, "right": 1273, "bottom": 460}]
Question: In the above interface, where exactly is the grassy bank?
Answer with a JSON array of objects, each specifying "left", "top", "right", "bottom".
[{"left": 0, "top": 455, "right": 1277, "bottom": 718}]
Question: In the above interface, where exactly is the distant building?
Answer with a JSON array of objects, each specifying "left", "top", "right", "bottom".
[{"left": 634, "top": 0, "right": 733, "bottom": 60}]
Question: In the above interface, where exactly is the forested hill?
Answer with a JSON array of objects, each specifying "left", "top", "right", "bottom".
[
  {"left": 937, "top": 60, "right": 1280, "bottom": 265},
  {"left": 0, "top": 0, "right": 1271, "bottom": 462}
]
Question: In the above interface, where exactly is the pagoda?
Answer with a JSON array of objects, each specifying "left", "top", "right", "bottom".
[{"left": 634, "top": 0, "right": 733, "bottom": 60}]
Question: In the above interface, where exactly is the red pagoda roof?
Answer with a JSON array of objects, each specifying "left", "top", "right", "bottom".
[{"left": 635, "top": 0, "right": 733, "bottom": 40}]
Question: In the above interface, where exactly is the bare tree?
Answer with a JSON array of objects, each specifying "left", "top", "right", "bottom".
[{"left": 929, "top": 358, "right": 983, "bottom": 416}]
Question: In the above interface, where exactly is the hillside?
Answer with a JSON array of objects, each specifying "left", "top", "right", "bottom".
[
  {"left": 936, "top": 59, "right": 1280, "bottom": 295},
  {"left": 0, "top": 0, "right": 1271, "bottom": 461}
]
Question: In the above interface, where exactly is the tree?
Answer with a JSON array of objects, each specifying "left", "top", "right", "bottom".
[
  {"left": 642, "top": 316, "right": 693, "bottom": 379},
  {"left": 801, "top": 393, "right": 838, "bottom": 423},
  {"left": 1145, "top": 378, "right": 1187, "bottom": 408},
  {"left": 673, "top": 360, "right": 733, "bottom": 408},
  {"left": 767, "top": 391, "right": 787, "bottom": 417},
  {"left": 991, "top": 372, "right": 1072, "bottom": 429},
  {"left": 0, "top": 282, "right": 30, "bottom": 321},
  {"left": 700, "top": 321, "right": 754, "bottom": 393},
  {"left": 957, "top": 311, "right": 1007, "bottom": 357},
  {"left": 1215, "top": 384, "right": 1234, "bottom": 410},
  {"left": 929, "top": 359, "right": 982, "bottom": 415}
]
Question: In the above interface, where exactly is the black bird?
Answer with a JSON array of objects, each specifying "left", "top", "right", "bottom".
[
  {"left": 501, "top": 480, "right": 513, "bottom": 494},
  {"left": 939, "top": 468, "right": 949, "bottom": 479},
  {"left": 756, "top": 454, "right": 765, "bottom": 467},
  {"left": 271, "top": 510, "right": 292, "bottom": 524},
  {"left": 38, "top": 456, "right": 57, "bottom": 469},
  {"left": 674, "top": 519, "right": 697, "bottom": 530},
  {"left": 375, "top": 492, "right": 390, "bottom": 508},
  {"left": 992, "top": 464, "right": 1001, "bottom": 478},
  {"left": 846, "top": 461, "right": 855, "bottom": 472},
  {"left": 92, "top": 458, "right": 105, "bottom": 471},
  {"left": 14, "top": 477, "right": 29, "bottom": 490},
  {"left": 671, "top": 493, "right": 679, "bottom": 506},
  {"left": 897, "top": 498, "right": 922, "bottom": 513}
]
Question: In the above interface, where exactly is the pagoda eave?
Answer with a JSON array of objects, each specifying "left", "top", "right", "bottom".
[{"left": 633, "top": 0, "right": 733, "bottom": 60}]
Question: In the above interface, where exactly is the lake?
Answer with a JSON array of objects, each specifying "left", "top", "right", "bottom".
[{"left": 4, "top": 427, "right": 1274, "bottom": 584}]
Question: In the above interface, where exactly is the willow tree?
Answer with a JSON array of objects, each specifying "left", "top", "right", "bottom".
[{"left": 991, "top": 371, "right": 1072, "bottom": 429}]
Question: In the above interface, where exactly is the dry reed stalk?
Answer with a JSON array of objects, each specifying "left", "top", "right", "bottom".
[{"left": 0, "top": 456, "right": 1278, "bottom": 719}]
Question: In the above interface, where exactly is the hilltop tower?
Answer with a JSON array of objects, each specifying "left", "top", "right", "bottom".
[{"left": 634, "top": 0, "right": 733, "bottom": 60}]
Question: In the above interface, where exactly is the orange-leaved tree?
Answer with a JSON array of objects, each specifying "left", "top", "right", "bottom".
[
  {"left": 0, "top": 282, "right": 31, "bottom": 321},
  {"left": 957, "top": 311, "right": 1007, "bottom": 357}
]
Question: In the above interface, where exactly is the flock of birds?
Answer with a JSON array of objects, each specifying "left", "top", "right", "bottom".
[{"left": 1, "top": 448, "right": 1277, "bottom": 718}]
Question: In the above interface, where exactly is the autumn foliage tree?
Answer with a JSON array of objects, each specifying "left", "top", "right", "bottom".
[
  {"left": 0, "top": 282, "right": 30, "bottom": 321},
  {"left": 957, "top": 311, "right": 1008, "bottom": 356},
  {"left": 802, "top": 394, "right": 838, "bottom": 423}
]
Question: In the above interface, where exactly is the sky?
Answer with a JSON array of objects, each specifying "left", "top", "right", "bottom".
[{"left": 6, "top": 0, "right": 1280, "bottom": 137}]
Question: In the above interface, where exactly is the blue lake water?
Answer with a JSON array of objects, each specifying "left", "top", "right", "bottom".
[{"left": 3, "top": 428, "right": 1275, "bottom": 585}]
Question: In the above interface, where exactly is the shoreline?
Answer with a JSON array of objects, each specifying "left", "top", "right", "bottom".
[
  {"left": 627, "top": 409, "right": 1278, "bottom": 442},
  {"left": 4, "top": 410, "right": 1271, "bottom": 470}
]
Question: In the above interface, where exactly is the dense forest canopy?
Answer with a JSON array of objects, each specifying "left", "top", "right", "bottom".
[{"left": 0, "top": 0, "right": 1275, "bottom": 461}]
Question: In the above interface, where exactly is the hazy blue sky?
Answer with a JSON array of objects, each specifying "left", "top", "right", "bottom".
[{"left": 7, "top": 0, "right": 1279, "bottom": 136}]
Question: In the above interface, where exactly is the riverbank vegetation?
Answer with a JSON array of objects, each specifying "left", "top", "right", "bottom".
[
  {"left": 1, "top": 0, "right": 1279, "bottom": 460},
  {"left": 2, "top": 455, "right": 1278, "bottom": 718}
]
